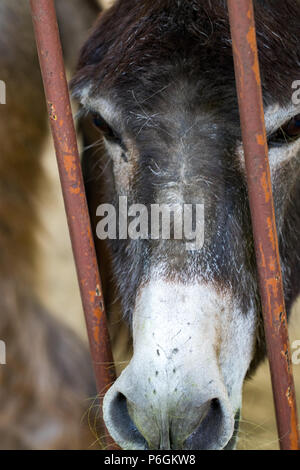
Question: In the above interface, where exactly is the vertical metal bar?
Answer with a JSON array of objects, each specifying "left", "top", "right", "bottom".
[
  {"left": 227, "top": 0, "right": 299, "bottom": 450},
  {"left": 30, "top": 0, "right": 117, "bottom": 449}
]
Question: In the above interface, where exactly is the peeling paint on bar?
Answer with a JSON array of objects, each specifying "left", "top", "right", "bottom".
[
  {"left": 227, "top": 0, "right": 300, "bottom": 451},
  {"left": 30, "top": 0, "right": 117, "bottom": 450}
]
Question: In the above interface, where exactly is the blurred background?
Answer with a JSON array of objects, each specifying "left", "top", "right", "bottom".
[{"left": 9, "top": 0, "right": 300, "bottom": 450}]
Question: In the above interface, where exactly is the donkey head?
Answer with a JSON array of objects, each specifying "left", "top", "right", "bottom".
[{"left": 72, "top": 0, "right": 300, "bottom": 450}]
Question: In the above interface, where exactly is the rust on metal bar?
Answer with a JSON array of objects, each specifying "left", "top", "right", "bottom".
[
  {"left": 227, "top": 0, "right": 299, "bottom": 450},
  {"left": 30, "top": 0, "right": 117, "bottom": 449}
]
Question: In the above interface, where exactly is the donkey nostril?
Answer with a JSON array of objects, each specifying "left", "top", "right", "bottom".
[
  {"left": 104, "top": 383, "right": 234, "bottom": 450},
  {"left": 103, "top": 390, "right": 148, "bottom": 450},
  {"left": 184, "top": 397, "right": 233, "bottom": 450},
  {"left": 210, "top": 397, "right": 221, "bottom": 411}
]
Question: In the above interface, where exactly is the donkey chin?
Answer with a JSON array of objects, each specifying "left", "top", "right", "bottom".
[{"left": 103, "top": 280, "right": 256, "bottom": 450}]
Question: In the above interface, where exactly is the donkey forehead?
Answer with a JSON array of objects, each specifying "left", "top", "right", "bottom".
[
  {"left": 82, "top": 86, "right": 243, "bottom": 204},
  {"left": 79, "top": 62, "right": 300, "bottom": 139},
  {"left": 81, "top": 74, "right": 238, "bottom": 126},
  {"left": 72, "top": 0, "right": 300, "bottom": 113}
]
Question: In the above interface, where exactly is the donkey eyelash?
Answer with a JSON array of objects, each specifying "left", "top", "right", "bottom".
[
  {"left": 91, "top": 112, "right": 123, "bottom": 146},
  {"left": 268, "top": 114, "right": 300, "bottom": 146}
]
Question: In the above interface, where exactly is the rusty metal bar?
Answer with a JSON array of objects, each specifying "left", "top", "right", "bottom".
[
  {"left": 227, "top": 0, "right": 299, "bottom": 450},
  {"left": 30, "top": 0, "right": 117, "bottom": 449}
]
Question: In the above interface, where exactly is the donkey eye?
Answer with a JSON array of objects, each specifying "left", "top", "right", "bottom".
[
  {"left": 92, "top": 113, "right": 122, "bottom": 144},
  {"left": 269, "top": 114, "right": 300, "bottom": 145},
  {"left": 283, "top": 114, "right": 300, "bottom": 137}
]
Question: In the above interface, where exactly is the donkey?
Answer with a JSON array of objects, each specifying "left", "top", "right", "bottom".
[{"left": 72, "top": 0, "right": 300, "bottom": 450}]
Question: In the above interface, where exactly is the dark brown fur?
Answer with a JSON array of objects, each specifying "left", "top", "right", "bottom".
[{"left": 73, "top": 0, "right": 300, "bottom": 392}]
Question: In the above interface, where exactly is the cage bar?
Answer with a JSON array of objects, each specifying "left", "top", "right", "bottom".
[
  {"left": 227, "top": 0, "right": 299, "bottom": 450},
  {"left": 30, "top": 0, "right": 117, "bottom": 449}
]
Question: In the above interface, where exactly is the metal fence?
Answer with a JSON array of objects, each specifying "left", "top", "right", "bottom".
[{"left": 30, "top": 0, "right": 299, "bottom": 450}]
